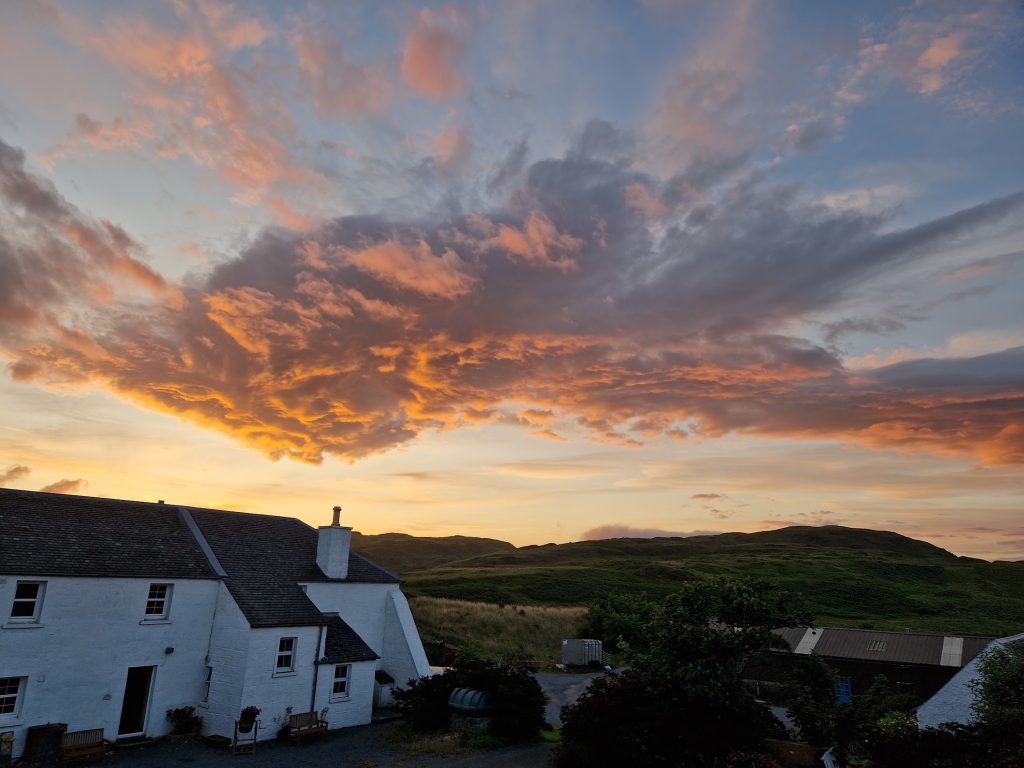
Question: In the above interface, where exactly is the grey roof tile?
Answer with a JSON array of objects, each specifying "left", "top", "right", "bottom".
[
  {"left": 0, "top": 489, "right": 398, "bottom": 631},
  {"left": 0, "top": 489, "right": 216, "bottom": 579},
  {"left": 322, "top": 614, "right": 379, "bottom": 664}
]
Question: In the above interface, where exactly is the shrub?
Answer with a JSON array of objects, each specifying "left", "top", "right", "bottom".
[
  {"left": 166, "top": 705, "right": 203, "bottom": 735},
  {"left": 394, "top": 656, "right": 545, "bottom": 742},
  {"left": 969, "top": 639, "right": 1024, "bottom": 727}
]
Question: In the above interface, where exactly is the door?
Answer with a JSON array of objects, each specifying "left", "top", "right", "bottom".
[{"left": 118, "top": 666, "right": 155, "bottom": 736}]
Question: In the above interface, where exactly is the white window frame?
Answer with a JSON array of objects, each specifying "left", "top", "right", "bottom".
[
  {"left": 275, "top": 637, "right": 297, "bottom": 675},
  {"left": 0, "top": 677, "right": 26, "bottom": 720},
  {"left": 330, "top": 664, "right": 350, "bottom": 701},
  {"left": 200, "top": 665, "right": 213, "bottom": 705},
  {"left": 143, "top": 583, "right": 173, "bottom": 621},
  {"left": 9, "top": 581, "right": 45, "bottom": 624}
]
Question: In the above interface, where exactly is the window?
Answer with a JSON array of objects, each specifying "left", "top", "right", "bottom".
[
  {"left": 0, "top": 677, "right": 24, "bottom": 717},
  {"left": 144, "top": 584, "right": 172, "bottom": 619},
  {"left": 9, "top": 581, "right": 44, "bottom": 623},
  {"left": 867, "top": 640, "right": 887, "bottom": 653},
  {"left": 275, "top": 637, "right": 296, "bottom": 673},
  {"left": 834, "top": 676, "right": 853, "bottom": 704},
  {"left": 331, "top": 664, "right": 350, "bottom": 699},
  {"left": 201, "top": 666, "right": 213, "bottom": 704}
]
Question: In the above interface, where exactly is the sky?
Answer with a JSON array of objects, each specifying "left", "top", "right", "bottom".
[{"left": 0, "top": 0, "right": 1022, "bottom": 560}]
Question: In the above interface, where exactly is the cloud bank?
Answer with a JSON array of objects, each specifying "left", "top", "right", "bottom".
[{"left": 2, "top": 129, "right": 1022, "bottom": 467}]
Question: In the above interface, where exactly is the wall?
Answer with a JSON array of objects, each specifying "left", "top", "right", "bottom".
[
  {"left": 383, "top": 590, "right": 432, "bottom": 687},
  {"left": 313, "top": 660, "right": 375, "bottom": 729},
  {"left": 0, "top": 575, "right": 219, "bottom": 758},
  {"left": 302, "top": 582, "right": 431, "bottom": 688},
  {"left": 199, "top": 583, "right": 251, "bottom": 738},
  {"left": 239, "top": 626, "right": 323, "bottom": 740},
  {"left": 302, "top": 582, "right": 391, "bottom": 653}
]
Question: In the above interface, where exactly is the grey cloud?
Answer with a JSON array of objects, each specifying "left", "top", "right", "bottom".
[
  {"left": 0, "top": 464, "right": 30, "bottom": 486},
  {"left": 40, "top": 478, "right": 86, "bottom": 494},
  {"left": 486, "top": 138, "right": 528, "bottom": 194},
  {"left": 581, "top": 524, "right": 721, "bottom": 540}
]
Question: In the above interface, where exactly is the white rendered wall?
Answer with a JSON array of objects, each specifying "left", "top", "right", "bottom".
[
  {"left": 238, "top": 626, "right": 323, "bottom": 741},
  {"left": 0, "top": 575, "right": 219, "bottom": 758},
  {"left": 383, "top": 590, "right": 432, "bottom": 686},
  {"left": 301, "top": 582, "right": 391, "bottom": 654},
  {"left": 301, "top": 582, "right": 430, "bottom": 687},
  {"left": 313, "top": 660, "right": 375, "bottom": 729},
  {"left": 199, "top": 583, "right": 251, "bottom": 739}
]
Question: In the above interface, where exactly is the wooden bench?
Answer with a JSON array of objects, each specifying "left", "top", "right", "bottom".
[
  {"left": 287, "top": 712, "right": 328, "bottom": 745},
  {"left": 60, "top": 729, "right": 113, "bottom": 761}
]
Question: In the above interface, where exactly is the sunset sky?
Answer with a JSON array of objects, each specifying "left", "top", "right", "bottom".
[{"left": 0, "top": 0, "right": 1022, "bottom": 559}]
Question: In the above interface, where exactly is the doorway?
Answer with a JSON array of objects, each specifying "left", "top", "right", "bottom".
[{"left": 118, "top": 666, "right": 155, "bottom": 737}]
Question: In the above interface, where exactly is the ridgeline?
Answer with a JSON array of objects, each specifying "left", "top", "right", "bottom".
[{"left": 357, "top": 525, "right": 1024, "bottom": 637}]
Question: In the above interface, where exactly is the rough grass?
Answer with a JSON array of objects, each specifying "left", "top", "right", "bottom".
[
  {"left": 402, "top": 528, "right": 1024, "bottom": 637},
  {"left": 409, "top": 596, "right": 587, "bottom": 665}
]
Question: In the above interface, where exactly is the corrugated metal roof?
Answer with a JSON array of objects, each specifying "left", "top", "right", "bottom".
[{"left": 774, "top": 626, "right": 994, "bottom": 668}]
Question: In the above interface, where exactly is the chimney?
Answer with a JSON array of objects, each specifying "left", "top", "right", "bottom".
[{"left": 316, "top": 505, "right": 351, "bottom": 579}]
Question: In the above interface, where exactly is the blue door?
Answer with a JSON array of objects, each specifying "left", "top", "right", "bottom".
[{"left": 834, "top": 676, "right": 852, "bottom": 704}]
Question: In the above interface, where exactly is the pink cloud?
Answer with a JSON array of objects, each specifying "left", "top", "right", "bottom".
[{"left": 401, "top": 7, "right": 468, "bottom": 101}]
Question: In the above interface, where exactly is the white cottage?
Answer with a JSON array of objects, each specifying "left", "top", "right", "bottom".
[{"left": 0, "top": 488, "right": 431, "bottom": 759}]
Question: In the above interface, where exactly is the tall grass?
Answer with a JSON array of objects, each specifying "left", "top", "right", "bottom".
[{"left": 409, "top": 596, "right": 587, "bottom": 666}]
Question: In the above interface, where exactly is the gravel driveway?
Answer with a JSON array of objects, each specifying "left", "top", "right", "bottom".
[{"left": 101, "top": 672, "right": 604, "bottom": 768}]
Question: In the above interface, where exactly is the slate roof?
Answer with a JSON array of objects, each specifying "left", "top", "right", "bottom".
[
  {"left": 774, "top": 626, "right": 993, "bottom": 668},
  {"left": 0, "top": 489, "right": 399, "bottom": 630},
  {"left": 0, "top": 488, "right": 217, "bottom": 579},
  {"left": 188, "top": 507, "right": 398, "bottom": 628},
  {"left": 916, "top": 633, "right": 1024, "bottom": 729},
  {"left": 322, "top": 614, "right": 379, "bottom": 664}
]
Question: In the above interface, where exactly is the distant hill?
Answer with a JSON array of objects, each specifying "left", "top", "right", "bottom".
[
  {"left": 396, "top": 525, "right": 1024, "bottom": 637},
  {"left": 350, "top": 531, "right": 515, "bottom": 575}
]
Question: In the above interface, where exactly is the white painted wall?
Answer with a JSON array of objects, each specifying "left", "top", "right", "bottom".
[
  {"left": 0, "top": 575, "right": 219, "bottom": 758},
  {"left": 313, "top": 660, "right": 375, "bottom": 729},
  {"left": 302, "top": 582, "right": 431, "bottom": 688},
  {"left": 199, "top": 583, "right": 250, "bottom": 739},
  {"left": 383, "top": 590, "right": 432, "bottom": 687},
  {"left": 239, "top": 626, "right": 323, "bottom": 741},
  {"left": 302, "top": 582, "right": 391, "bottom": 653}
]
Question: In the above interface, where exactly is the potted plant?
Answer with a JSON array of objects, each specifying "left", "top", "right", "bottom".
[
  {"left": 238, "top": 705, "right": 261, "bottom": 733},
  {"left": 166, "top": 705, "right": 204, "bottom": 742}
]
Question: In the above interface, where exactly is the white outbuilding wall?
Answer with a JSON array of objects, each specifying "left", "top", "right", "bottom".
[
  {"left": 301, "top": 582, "right": 431, "bottom": 687},
  {"left": 199, "top": 583, "right": 251, "bottom": 739},
  {"left": 0, "top": 575, "right": 219, "bottom": 758}
]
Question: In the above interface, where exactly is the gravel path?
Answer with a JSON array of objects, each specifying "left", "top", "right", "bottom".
[{"left": 101, "top": 672, "right": 604, "bottom": 768}]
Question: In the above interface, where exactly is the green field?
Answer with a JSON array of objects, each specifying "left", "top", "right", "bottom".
[{"left": 383, "top": 526, "right": 1024, "bottom": 638}]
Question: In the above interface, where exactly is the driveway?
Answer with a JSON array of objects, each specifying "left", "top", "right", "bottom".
[
  {"left": 101, "top": 672, "right": 604, "bottom": 768},
  {"left": 535, "top": 670, "right": 606, "bottom": 726}
]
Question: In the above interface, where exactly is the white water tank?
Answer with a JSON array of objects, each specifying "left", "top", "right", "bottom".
[{"left": 562, "top": 638, "right": 604, "bottom": 666}]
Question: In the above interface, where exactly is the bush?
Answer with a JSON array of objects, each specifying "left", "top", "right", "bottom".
[
  {"left": 166, "top": 705, "right": 203, "bottom": 735},
  {"left": 394, "top": 656, "right": 545, "bottom": 742},
  {"left": 969, "top": 639, "right": 1024, "bottom": 727}
]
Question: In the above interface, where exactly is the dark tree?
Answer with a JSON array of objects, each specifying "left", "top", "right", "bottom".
[{"left": 555, "top": 578, "right": 810, "bottom": 768}]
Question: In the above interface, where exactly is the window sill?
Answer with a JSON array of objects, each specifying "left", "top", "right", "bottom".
[
  {"left": 2, "top": 622, "right": 43, "bottom": 630},
  {"left": 272, "top": 671, "right": 296, "bottom": 678},
  {"left": 329, "top": 695, "right": 350, "bottom": 703},
  {"left": 0, "top": 718, "right": 24, "bottom": 727},
  {"left": 139, "top": 619, "right": 172, "bottom": 625}
]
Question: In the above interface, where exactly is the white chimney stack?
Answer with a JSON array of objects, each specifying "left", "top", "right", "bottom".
[{"left": 317, "top": 504, "right": 351, "bottom": 579}]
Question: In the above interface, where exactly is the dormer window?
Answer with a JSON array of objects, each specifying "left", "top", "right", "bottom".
[
  {"left": 144, "top": 584, "right": 172, "bottom": 620},
  {"left": 9, "top": 581, "right": 45, "bottom": 623}
]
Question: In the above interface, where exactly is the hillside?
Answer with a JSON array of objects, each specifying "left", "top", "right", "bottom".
[
  {"left": 350, "top": 531, "right": 515, "bottom": 575},
  {"left": 394, "top": 526, "right": 1024, "bottom": 638}
]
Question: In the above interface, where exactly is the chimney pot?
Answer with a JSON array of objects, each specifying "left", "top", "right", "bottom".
[{"left": 332, "top": 505, "right": 342, "bottom": 526}]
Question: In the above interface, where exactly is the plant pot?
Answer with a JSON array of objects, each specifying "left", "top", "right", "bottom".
[{"left": 238, "top": 720, "right": 255, "bottom": 734}]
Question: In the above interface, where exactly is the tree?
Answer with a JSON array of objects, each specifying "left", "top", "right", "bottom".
[
  {"left": 784, "top": 653, "right": 838, "bottom": 746},
  {"left": 969, "top": 639, "right": 1024, "bottom": 727},
  {"left": 581, "top": 591, "right": 653, "bottom": 653},
  {"left": 555, "top": 578, "right": 811, "bottom": 768}
]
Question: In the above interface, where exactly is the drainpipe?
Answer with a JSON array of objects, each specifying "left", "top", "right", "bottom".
[{"left": 310, "top": 623, "right": 326, "bottom": 713}]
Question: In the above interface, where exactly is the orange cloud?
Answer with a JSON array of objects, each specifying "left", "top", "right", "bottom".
[
  {"left": 486, "top": 212, "right": 584, "bottom": 272},
  {"left": 401, "top": 6, "right": 467, "bottom": 101},
  {"left": 292, "top": 25, "right": 392, "bottom": 117}
]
